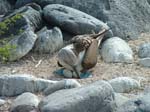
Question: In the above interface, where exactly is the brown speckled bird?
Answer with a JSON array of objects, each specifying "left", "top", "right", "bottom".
[{"left": 57, "top": 28, "right": 109, "bottom": 78}]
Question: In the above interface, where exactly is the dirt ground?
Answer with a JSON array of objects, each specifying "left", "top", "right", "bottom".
[{"left": 0, "top": 33, "right": 150, "bottom": 90}]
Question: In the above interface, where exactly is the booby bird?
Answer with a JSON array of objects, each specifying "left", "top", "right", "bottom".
[{"left": 57, "top": 28, "right": 109, "bottom": 78}]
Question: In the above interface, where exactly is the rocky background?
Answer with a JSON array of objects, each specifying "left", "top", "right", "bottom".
[{"left": 0, "top": 0, "right": 150, "bottom": 112}]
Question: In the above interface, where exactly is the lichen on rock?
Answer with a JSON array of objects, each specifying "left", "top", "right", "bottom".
[{"left": 0, "top": 13, "right": 24, "bottom": 37}]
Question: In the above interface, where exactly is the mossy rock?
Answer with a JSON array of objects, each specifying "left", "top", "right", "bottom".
[
  {"left": 0, "top": 6, "right": 42, "bottom": 62},
  {"left": 0, "top": 5, "right": 42, "bottom": 39},
  {"left": 0, "top": 14, "right": 25, "bottom": 62},
  {"left": 0, "top": 44, "right": 16, "bottom": 62},
  {"left": 0, "top": 36, "right": 15, "bottom": 62},
  {"left": 0, "top": 13, "right": 26, "bottom": 39},
  {"left": 0, "top": 28, "right": 37, "bottom": 62}
]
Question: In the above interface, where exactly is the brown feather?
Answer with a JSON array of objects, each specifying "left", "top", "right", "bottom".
[
  {"left": 81, "top": 29, "right": 108, "bottom": 70},
  {"left": 82, "top": 39, "right": 99, "bottom": 70}
]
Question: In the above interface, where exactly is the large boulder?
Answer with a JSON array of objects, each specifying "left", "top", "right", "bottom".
[
  {"left": 0, "top": 0, "right": 13, "bottom": 15},
  {"left": 25, "top": 3, "right": 42, "bottom": 12},
  {"left": 0, "top": 74, "right": 80, "bottom": 97},
  {"left": 0, "top": 6, "right": 42, "bottom": 61},
  {"left": 116, "top": 94, "right": 150, "bottom": 112},
  {"left": 15, "top": 0, "right": 34, "bottom": 8},
  {"left": 0, "top": 74, "right": 57, "bottom": 96},
  {"left": 1, "top": 5, "right": 42, "bottom": 34},
  {"left": 15, "top": 0, "right": 150, "bottom": 39},
  {"left": 108, "top": 77, "right": 141, "bottom": 93},
  {"left": 0, "top": 99, "right": 6, "bottom": 106},
  {"left": 18, "top": 6, "right": 42, "bottom": 31},
  {"left": 39, "top": 80, "right": 115, "bottom": 112},
  {"left": 134, "top": 94, "right": 150, "bottom": 112},
  {"left": 10, "top": 92, "right": 39, "bottom": 112},
  {"left": 7, "top": 0, "right": 17, "bottom": 5},
  {"left": 114, "top": 93, "right": 129, "bottom": 107},
  {"left": 101, "top": 37, "right": 133, "bottom": 63},
  {"left": 7, "top": 27, "right": 37, "bottom": 61},
  {"left": 11, "top": 105, "right": 39, "bottom": 112},
  {"left": 116, "top": 99, "right": 137, "bottom": 112},
  {"left": 34, "top": 27, "right": 63, "bottom": 53},
  {"left": 62, "top": 31, "right": 74, "bottom": 41},
  {"left": 43, "top": 79, "right": 81, "bottom": 95},
  {"left": 43, "top": 4, "right": 112, "bottom": 37}
]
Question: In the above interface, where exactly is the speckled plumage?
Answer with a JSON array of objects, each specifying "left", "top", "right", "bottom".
[{"left": 57, "top": 29, "right": 108, "bottom": 78}]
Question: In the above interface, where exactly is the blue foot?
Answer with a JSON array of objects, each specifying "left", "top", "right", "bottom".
[
  {"left": 80, "top": 71, "right": 92, "bottom": 79},
  {"left": 53, "top": 68, "right": 64, "bottom": 76},
  {"left": 54, "top": 69, "right": 92, "bottom": 79}
]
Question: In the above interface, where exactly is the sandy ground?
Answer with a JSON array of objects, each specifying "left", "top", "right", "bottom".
[{"left": 0, "top": 33, "right": 150, "bottom": 111}]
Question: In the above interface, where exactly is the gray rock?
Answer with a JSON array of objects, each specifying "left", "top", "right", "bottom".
[
  {"left": 25, "top": 3, "right": 42, "bottom": 12},
  {"left": 0, "top": 74, "right": 57, "bottom": 96},
  {"left": 34, "top": 27, "right": 63, "bottom": 53},
  {"left": 1, "top": 5, "right": 42, "bottom": 35},
  {"left": 18, "top": 6, "right": 42, "bottom": 31},
  {"left": 43, "top": 79, "right": 81, "bottom": 95},
  {"left": 116, "top": 94, "right": 150, "bottom": 112},
  {"left": 114, "top": 93, "right": 129, "bottom": 107},
  {"left": 101, "top": 37, "right": 133, "bottom": 63},
  {"left": 15, "top": 0, "right": 150, "bottom": 39},
  {"left": 109, "top": 77, "right": 140, "bottom": 93},
  {"left": 35, "top": 78, "right": 80, "bottom": 93},
  {"left": 0, "top": 74, "right": 80, "bottom": 97},
  {"left": 62, "top": 31, "right": 74, "bottom": 41},
  {"left": 10, "top": 92, "right": 39, "bottom": 112},
  {"left": 15, "top": 0, "right": 34, "bottom": 8},
  {"left": 0, "top": 6, "right": 42, "bottom": 61},
  {"left": 0, "top": 99, "right": 6, "bottom": 106},
  {"left": 7, "top": 0, "right": 17, "bottom": 5},
  {"left": 0, "top": 0, "right": 12, "bottom": 15},
  {"left": 148, "top": 0, "right": 150, "bottom": 4},
  {"left": 139, "top": 58, "right": 150, "bottom": 67},
  {"left": 8, "top": 27, "right": 37, "bottom": 61},
  {"left": 135, "top": 94, "right": 150, "bottom": 112},
  {"left": 34, "top": 78, "right": 57, "bottom": 92},
  {"left": 144, "top": 86, "right": 150, "bottom": 94},
  {"left": 39, "top": 80, "right": 116, "bottom": 112},
  {"left": 138, "top": 43, "right": 150, "bottom": 58},
  {"left": 116, "top": 99, "right": 137, "bottom": 112},
  {"left": 43, "top": 4, "right": 112, "bottom": 37},
  {"left": 11, "top": 105, "right": 39, "bottom": 112}
]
